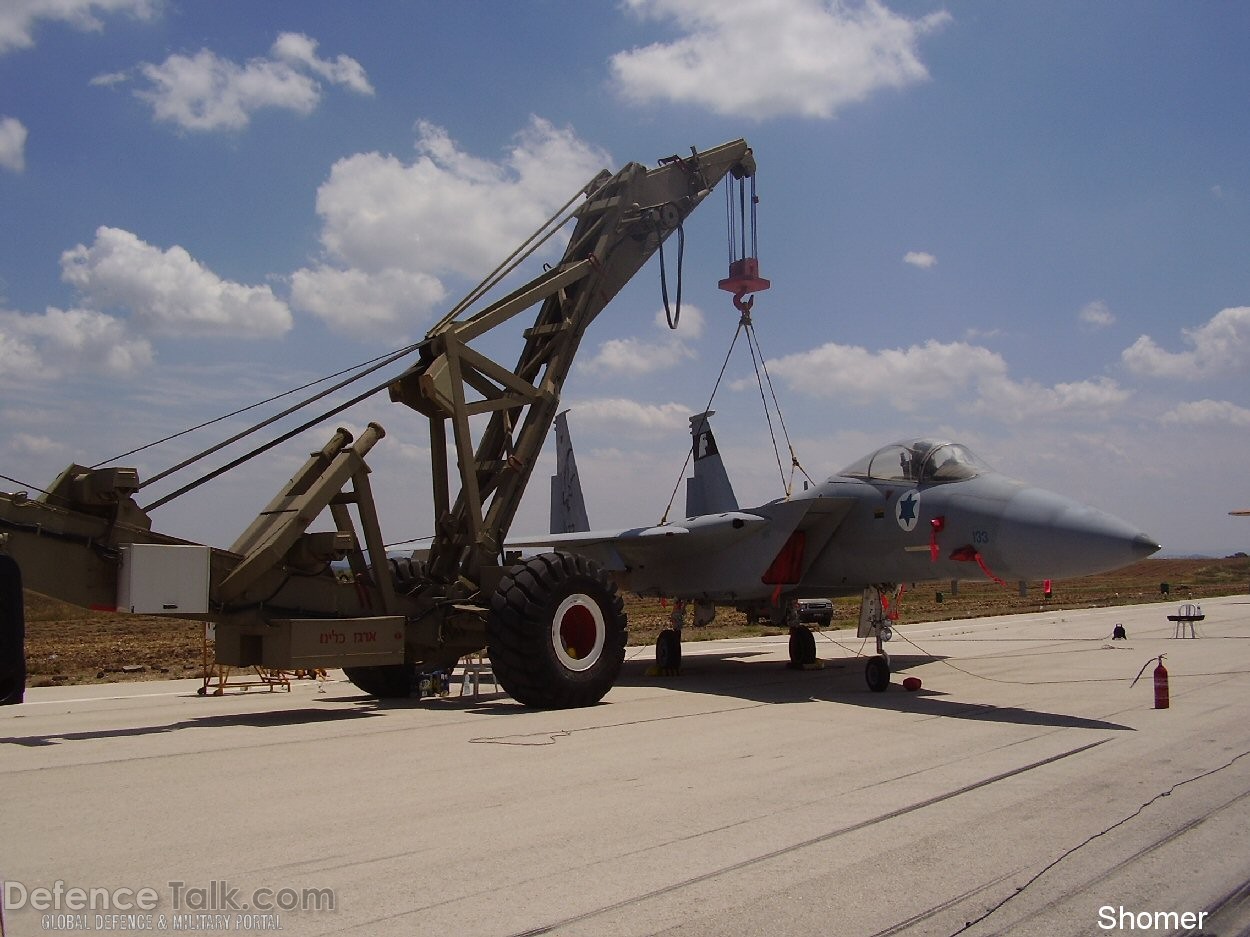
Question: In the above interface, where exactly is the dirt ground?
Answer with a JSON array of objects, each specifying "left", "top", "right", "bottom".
[{"left": 19, "top": 556, "right": 1250, "bottom": 687}]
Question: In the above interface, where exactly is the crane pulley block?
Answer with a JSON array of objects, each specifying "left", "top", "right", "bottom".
[
  {"left": 718, "top": 257, "right": 770, "bottom": 299},
  {"left": 720, "top": 161, "right": 768, "bottom": 312}
]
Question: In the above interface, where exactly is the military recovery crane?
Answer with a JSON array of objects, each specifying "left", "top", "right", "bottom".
[{"left": 0, "top": 139, "right": 759, "bottom": 708}]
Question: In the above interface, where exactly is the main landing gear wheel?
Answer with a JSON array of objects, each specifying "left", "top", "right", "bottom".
[
  {"left": 787, "top": 626, "right": 816, "bottom": 669},
  {"left": 488, "top": 552, "right": 627, "bottom": 709},
  {"left": 655, "top": 629, "right": 682, "bottom": 673},
  {"left": 865, "top": 654, "right": 891, "bottom": 692}
]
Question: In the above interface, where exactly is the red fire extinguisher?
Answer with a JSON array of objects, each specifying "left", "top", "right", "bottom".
[{"left": 1153, "top": 656, "right": 1169, "bottom": 710}]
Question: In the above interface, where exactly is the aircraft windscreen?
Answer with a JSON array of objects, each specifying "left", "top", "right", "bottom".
[{"left": 839, "top": 439, "right": 990, "bottom": 484}]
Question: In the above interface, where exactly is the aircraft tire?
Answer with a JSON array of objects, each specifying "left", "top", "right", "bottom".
[
  {"left": 0, "top": 554, "right": 26, "bottom": 705},
  {"left": 656, "top": 628, "right": 682, "bottom": 671},
  {"left": 488, "top": 551, "right": 626, "bottom": 709},
  {"left": 788, "top": 626, "right": 816, "bottom": 668},
  {"left": 865, "top": 654, "right": 890, "bottom": 692}
]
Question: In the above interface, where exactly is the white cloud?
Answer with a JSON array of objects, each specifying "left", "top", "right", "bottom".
[
  {"left": 1161, "top": 399, "right": 1250, "bottom": 428},
  {"left": 133, "top": 49, "right": 317, "bottom": 130},
  {"left": 563, "top": 397, "right": 691, "bottom": 431},
  {"left": 973, "top": 374, "right": 1130, "bottom": 422},
  {"left": 0, "top": 326, "right": 38, "bottom": 378},
  {"left": 114, "top": 32, "right": 371, "bottom": 132},
  {"left": 963, "top": 326, "right": 1001, "bottom": 342},
  {"left": 654, "top": 303, "right": 706, "bottom": 339},
  {"left": 1122, "top": 306, "right": 1250, "bottom": 379},
  {"left": 580, "top": 305, "right": 706, "bottom": 375},
  {"left": 903, "top": 250, "right": 936, "bottom": 269},
  {"left": 0, "top": 116, "right": 28, "bottom": 172},
  {"left": 767, "top": 338, "right": 998, "bottom": 410},
  {"left": 290, "top": 119, "right": 607, "bottom": 342},
  {"left": 271, "top": 32, "right": 374, "bottom": 96},
  {"left": 289, "top": 265, "right": 446, "bottom": 337},
  {"left": 0, "top": 306, "right": 153, "bottom": 378},
  {"left": 767, "top": 337, "right": 1130, "bottom": 421},
  {"left": 611, "top": 0, "right": 950, "bottom": 119},
  {"left": 11, "top": 432, "right": 65, "bottom": 455},
  {"left": 580, "top": 335, "right": 695, "bottom": 376},
  {"left": 0, "top": 0, "right": 158, "bottom": 55},
  {"left": 1078, "top": 299, "right": 1115, "bottom": 329},
  {"left": 61, "top": 226, "right": 292, "bottom": 337},
  {"left": 313, "top": 117, "right": 609, "bottom": 279}
]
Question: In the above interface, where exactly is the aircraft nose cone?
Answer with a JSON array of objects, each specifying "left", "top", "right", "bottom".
[{"left": 993, "top": 489, "right": 1160, "bottom": 580}]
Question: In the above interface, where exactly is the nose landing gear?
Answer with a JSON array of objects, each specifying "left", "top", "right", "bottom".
[{"left": 858, "top": 585, "right": 897, "bottom": 692}]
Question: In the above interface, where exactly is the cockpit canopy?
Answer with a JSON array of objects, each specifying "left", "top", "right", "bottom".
[{"left": 839, "top": 439, "right": 991, "bottom": 485}]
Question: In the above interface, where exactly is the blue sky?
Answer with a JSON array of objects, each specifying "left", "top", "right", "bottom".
[{"left": 1, "top": 0, "right": 1247, "bottom": 559}]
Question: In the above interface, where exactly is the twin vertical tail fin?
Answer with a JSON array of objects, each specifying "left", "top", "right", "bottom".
[
  {"left": 550, "top": 411, "right": 590, "bottom": 534},
  {"left": 685, "top": 411, "right": 738, "bottom": 518},
  {"left": 549, "top": 409, "right": 739, "bottom": 533}
]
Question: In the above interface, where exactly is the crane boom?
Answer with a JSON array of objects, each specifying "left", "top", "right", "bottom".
[{"left": 390, "top": 139, "right": 755, "bottom": 590}]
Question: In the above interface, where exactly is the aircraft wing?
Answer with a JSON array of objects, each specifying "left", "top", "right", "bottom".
[
  {"left": 508, "top": 494, "right": 858, "bottom": 599},
  {"left": 509, "top": 510, "right": 771, "bottom": 569}
]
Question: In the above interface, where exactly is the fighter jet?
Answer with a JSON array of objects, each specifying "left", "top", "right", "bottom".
[{"left": 514, "top": 411, "right": 1160, "bottom": 690}]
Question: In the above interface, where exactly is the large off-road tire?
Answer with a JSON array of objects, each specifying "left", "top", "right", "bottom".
[
  {"left": 388, "top": 556, "right": 424, "bottom": 595},
  {"left": 488, "top": 552, "right": 627, "bottom": 709},
  {"left": 0, "top": 554, "right": 26, "bottom": 705}
]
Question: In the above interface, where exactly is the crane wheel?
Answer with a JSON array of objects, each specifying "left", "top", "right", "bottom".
[
  {"left": 488, "top": 551, "right": 626, "bottom": 709},
  {"left": 388, "top": 556, "right": 425, "bottom": 595},
  {"left": 344, "top": 557, "right": 445, "bottom": 699},
  {"left": 343, "top": 663, "right": 418, "bottom": 698}
]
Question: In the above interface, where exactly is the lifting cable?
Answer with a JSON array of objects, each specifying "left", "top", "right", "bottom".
[
  {"left": 657, "top": 307, "right": 814, "bottom": 524},
  {"left": 658, "top": 315, "right": 748, "bottom": 525},
  {"left": 0, "top": 471, "right": 50, "bottom": 497},
  {"left": 141, "top": 374, "right": 394, "bottom": 512},
  {"left": 658, "top": 165, "right": 812, "bottom": 522},
  {"left": 741, "top": 315, "right": 814, "bottom": 497},
  {"left": 99, "top": 343, "right": 419, "bottom": 480}
]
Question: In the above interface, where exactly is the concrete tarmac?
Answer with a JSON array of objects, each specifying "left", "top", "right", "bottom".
[{"left": 3, "top": 596, "right": 1250, "bottom": 937}]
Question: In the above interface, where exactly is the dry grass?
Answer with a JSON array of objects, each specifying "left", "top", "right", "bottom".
[{"left": 20, "top": 557, "right": 1250, "bottom": 687}]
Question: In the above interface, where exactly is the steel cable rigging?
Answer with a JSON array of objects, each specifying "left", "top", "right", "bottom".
[
  {"left": 659, "top": 166, "right": 811, "bottom": 524},
  {"left": 87, "top": 185, "right": 591, "bottom": 513}
]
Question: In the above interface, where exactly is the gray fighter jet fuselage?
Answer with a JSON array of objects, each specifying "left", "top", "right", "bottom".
[{"left": 524, "top": 415, "right": 1160, "bottom": 606}]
